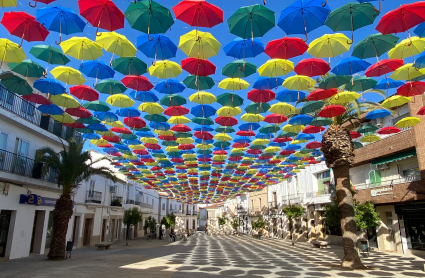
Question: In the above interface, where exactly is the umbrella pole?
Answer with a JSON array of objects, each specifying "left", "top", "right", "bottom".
[
  {"left": 29, "top": 0, "right": 37, "bottom": 7},
  {"left": 302, "top": 11, "right": 308, "bottom": 42},
  {"left": 373, "top": 0, "right": 382, "bottom": 12},
  {"left": 250, "top": 17, "right": 254, "bottom": 46},
  {"left": 19, "top": 24, "right": 27, "bottom": 48},
  {"left": 95, "top": 8, "right": 105, "bottom": 37},
  {"left": 348, "top": 9, "right": 353, "bottom": 45},
  {"left": 55, "top": 15, "right": 62, "bottom": 45}
]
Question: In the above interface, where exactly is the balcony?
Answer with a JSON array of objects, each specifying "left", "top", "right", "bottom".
[
  {"left": 0, "top": 84, "right": 82, "bottom": 144},
  {"left": 248, "top": 208, "right": 263, "bottom": 216},
  {"left": 86, "top": 190, "right": 102, "bottom": 204},
  {"left": 355, "top": 175, "right": 421, "bottom": 189},
  {"left": 287, "top": 193, "right": 302, "bottom": 204},
  {"left": 111, "top": 196, "right": 123, "bottom": 207},
  {"left": 237, "top": 205, "right": 248, "bottom": 214},
  {"left": 140, "top": 203, "right": 153, "bottom": 209},
  {"left": 126, "top": 199, "right": 135, "bottom": 205}
]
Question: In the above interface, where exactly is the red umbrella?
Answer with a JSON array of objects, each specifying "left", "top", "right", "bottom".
[
  {"left": 1, "top": 12, "right": 49, "bottom": 46},
  {"left": 78, "top": 0, "right": 124, "bottom": 35},
  {"left": 294, "top": 58, "right": 330, "bottom": 77},
  {"left": 377, "top": 126, "right": 401, "bottom": 135},
  {"left": 170, "top": 124, "right": 191, "bottom": 132},
  {"left": 102, "top": 135, "right": 120, "bottom": 142},
  {"left": 303, "top": 125, "right": 325, "bottom": 134},
  {"left": 233, "top": 142, "right": 248, "bottom": 148},
  {"left": 65, "top": 107, "right": 92, "bottom": 118},
  {"left": 134, "top": 149, "right": 149, "bottom": 155},
  {"left": 70, "top": 85, "right": 99, "bottom": 101},
  {"left": 274, "top": 137, "right": 292, "bottom": 143},
  {"left": 22, "top": 93, "right": 50, "bottom": 105},
  {"left": 350, "top": 131, "right": 361, "bottom": 139},
  {"left": 164, "top": 106, "right": 189, "bottom": 116},
  {"left": 215, "top": 116, "right": 238, "bottom": 126},
  {"left": 417, "top": 106, "right": 425, "bottom": 115},
  {"left": 124, "top": 117, "right": 146, "bottom": 128},
  {"left": 63, "top": 121, "right": 86, "bottom": 129},
  {"left": 318, "top": 105, "right": 346, "bottom": 118},
  {"left": 247, "top": 89, "right": 275, "bottom": 103},
  {"left": 181, "top": 58, "right": 216, "bottom": 76},
  {"left": 194, "top": 131, "right": 213, "bottom": 140},
  {"left": 111, "top": 127, "right": 131, "bottom": 134},
  {"left": 264, "top": 37, "right": 308, "bottom": 59},
  {"left": 397, "top": 81, "right": 425, "bottom": 97},
  {"left": 280, "top": 150, "right": 295, "bottom": 156},
  {"left": 158, "top": 135, "right": 177, "bottom": 141},
  {"left": 171, "top": 157, "right": 184, "bottom": 163},
  {"left": 144, "top": 143, "right": 161, "bottom": 150},
  {"left": 307, "top": 88, "right": 337, "bottom": 101},
  {"left": 236, "top": 130, "right": 255, "bottom": 136},
  {"left": 179, "top": 144, "right": 195, "bottom": 150},
  {"left": 247, "top": 149, "right": 262, "bottom": 154},
  {"left": 376, "top": 2, "right": 425, "bottom": 36},
  {"left": 213, "top": 150, "right": 227, "bottom": 155},
  {"left": 365, "top": 59, "right": 404, "bottom": 77},
  {"left": 264, "top": 113, "right": 287, "bottom": 124},
  {"left": 173, "top": 0, "right": 223, "bottom": 28},
  {"left": 121, "top": 75, "right": 153, "bottom": 91},
  {"left": 29, "top": 0, "right": 56, "bottom": 8},
  {"left": 306, "top": 141, "right": 322, "bottom": 149}
]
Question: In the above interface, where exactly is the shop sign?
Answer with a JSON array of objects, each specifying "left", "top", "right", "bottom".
[
  {"left": 19, "top": 194, "right": 57, "bottom": 207},
  {"left": 371, "top": 187, "right": 393, "bottom": 197}
]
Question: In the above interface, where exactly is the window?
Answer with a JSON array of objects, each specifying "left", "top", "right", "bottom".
[
  {"left": 162, "top": 203, "right": 165, "bottom": 210},
  {"left": 251, "top": 200, "right": 254, "bottom": 209},
  {"left": 350, "top": 173, "right": 365, "bottom": 186},
  {"left": 169, "top": 204, "right": 172, "bottom": 210},
  {"left": 369, "top": 170, "right": 381, "bottom": 187},
  {"left": 272, "top": 192, "right": 277, "bottom": 207},
  {"left": 402, "top": 168, "right": 420, "bottom": 181},
  {"left": 0, "top": 131, "right": 8, "bottom": 150},
  {"left": 179, "top": 204, "right": 181, "bottom": 210},
  {"left": 317, "top": 170, "right": 331, "bottom": 195},
  {"left": 259, "top": 198, "right": 262, "bottom": 211}
]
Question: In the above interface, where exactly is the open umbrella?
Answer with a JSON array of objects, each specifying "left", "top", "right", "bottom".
[
  {"left": 66, "top": 107, "right": 92, "bottom": 118},
  {"left": 149, "top": 60, "right": 182, "bottom": 79},
  {"left": 390, "top": 63, "right": 425, "bottom": 80},
  {"left": 107, "top": 94, "right": 134, "bottom": 108},
  {"left": 121, "top": 75, "right": 153, "bottom": 91},
  {"left": 0, "top": 75, "right": 32, "bottom": 95},
  {"left": 282, "top": 75, "right": 315, "bottom": 90},
  {"left": 223, "top": 38, "right": 264, "bottom": 59},
  {"left": 155, "top": 79, "right": 185, "bottom": 95},
  {"left": 351, "top": 33, "right": 399, "bottom": 60},
  {"left": 70, "top": 85, "right": 99, "bottom": 101},
  {"left": 183, "top": 75, "right": 214, "bottom": 90},
  {"left": 217, "top": 92, "right": 244, "bottom": 107},
  {"left": 397, "top": 81, "right": 425, "bottom": 97},
  {"left": 253, "top": 77, "right": 283, "bottom": 90},
  {"left": 137, "top": 34, "right": 177, "bottom": 64},
  {"left": 81, "top": 60, "right": 115, "bottom": 84},
  {"left": 0, "top": 0, "right": 17, "bottom": 7},
  {"left": 173, "top": 0, "right": 223, "bottom": 30},
  {"left": 23, "top": 93, "right": 50, "bottom": 105},
  {"left": 295, "top": 58, "right": 330, "bottom": 77},
  {"left": 395, "top": 117, "right": 421, "bottom": 128},
  {"left": 247, "top": 89, "right": 275, "bottom": 103},
  {"left": 318, "top": 74, "right": 351, "bottom": 89},
  {"left": 222, "top": 60, "right": 256, "bottom": 78},
  {"left": 189, "top": 92, "right": 216, "bottom": 104},
  {"left": 95, "top": 79, "right": 126, "bottom": 95},
  {"left": 388, "top": 37, "right": 425, "bottom": 68},
  {"left": 331, "top": 57, "right": 370, "bottom": 77},
  {"left": 51, "top": 93, "right": 80, "bottom": 108},
  {"left": 218, "top": 78, "right": 249, "bottom": 91},
  {"left": 307, "top": 88, "right": 337, "bottom": 101},
  {"left": 96, "top": 32, "right": 136, "bottom": 63},
  {"left": 33, "top": 78, "right": 65, "bottom": 95},
  {"left": 265, "top": 37, "right": 308, "bottom": 60},
  {"left": 111, "top": 57, "right": 147, "bottom": 76},
  {"left": 276, "top": 89, "right": 307, "bottom": 102},
  {"left": 258, "top": 59, "right": 294, "bottom": 77},
  {"left": 60, "top": 37, "right": 103, "bottom": 62},
  {"left": 181, "top": 58, "right": 215, "bottom": 77},
  {"left": 38, "top": 104, "right": 63, "bottom": 115},
  {"left": 307, "top": 33, "right": 351, "bottom": 64},
  {"left": 345, "top": 77, "right": 377, "bottom": 91},
  {"left": 29, "top": 45, "right": 69, "bottom": 73},
  {"left": 179, "top": 30, "right": 221, "bottom": 59},
  {"left": 0, "top": 39, "right": 26, "bottom": 67},
  {"left": 382, "top": 95, "right": 411, "bottom": 109},
  {"left": 365, "top": 59, "right": 404, "bottom": 77},
  {"left": 78, "top": 0, "right": 124, "bottom": 36},
  {"left": 278, "top": 0, "right": 330, "bottom": 41},
  {"left": 8, "top": 59, "right": 45, "bottom": 79},
  {"left": 51, "top": 66, "right": 86, "bottom": 85}
]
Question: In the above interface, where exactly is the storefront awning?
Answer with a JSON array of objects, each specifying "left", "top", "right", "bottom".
[{"left": 371, "top": 149, "right": 416, "bottom": 166}]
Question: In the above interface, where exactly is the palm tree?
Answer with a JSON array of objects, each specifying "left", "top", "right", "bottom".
[{"left": 36, "top": 139, "right": 117, "bottom": 260}]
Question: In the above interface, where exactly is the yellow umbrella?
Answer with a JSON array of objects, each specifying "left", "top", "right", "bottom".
[
  {"left": 330, "top": 91, "right": 360, "bottom": 104},
  {"left": 178, "top": 30, "right": 221, "bottom": 59},
  {"left": 189, "top": 92, "right": 216, "bottom": 104},
  {"left": 214, "top": 133, "right": 232, "bottom": 142},
  {"left": 50, "top": 94, "right": 80, "bottom": 108},
  {"left": 106, "top": 94, "right": 134, "bottom": 108},
  {"left": 264, "top": 146, "right": 280, "bottom": 153},
  {"left": 148, "top": 60, "right": 182, "bottom": 79},
  {"left": 258, "top": 59, "right": 294, "bottom": 77},
  {"left": 166, "top": 146, "right": 180, "bottom": 152},
  {"left": 0, "top": 0, "right": 17, "bottom": 7},
  {"left": 155, "top": 130, "right": 173, "bottom": 136},
  {"left": 60, "top": 37, "right": 103, "bottom": 61},
  {"left": 294, "top": 151, "right": 310, "bottom": 158},
  {"left": 291, "top": 139, "right": 307, "bottom": 144},
  {"left": 123, "top": 154, "right": 138, "bottom": 160},
  {"left": 282, "top": 124, "right": 304, "bottom": 133},
  {"left": 282, "top": 75, "right": 316, "bottom": 90},
  {"left": 252, "top": 139, "right": 270, "bottom": 145},
  {"left": 388, "top": 37, "right": 425, "bottom": 63},
  {"left": 389, "top": 63, "right": 425, "bottom": 80},
  {"left": 395, "top": 117, "right": 421, "bottom": 128},
  {"left": 104, "top": 121, "right": 124, "bottom": 128},
  {"left": 177, "top": 138, "right": 194, "bottom": 144},
  {"left": 51, "top": 66, "right": 86, "bottom": 85},
  {"left": 241, "top": 113, "right": 264, "bottom": 122},
  {"left": 130, "top": 145, "right": 145, "bottom": 150},
  {"left": 218, "top": 78, "right": 249, "bottom": 91},
  {"left": 141, "top": 137, "right": 158, "bottom": 144},
  {"left": 217, "top": 106, "right": 241, "bottom": 117},
  {"left": 199, "top": 171, "right": 210, "bottom": 176},
  {"left": 51, "top": 113, "right": 75, "bottom": 124},
  {"left": 96, "top": 32, "right": 136, "bottom": 63},
  {"left": 0, "top": 38, "right": 26, "bottom": 66},
  {"left": 232, "top": 148, "right": 246, "bottom": 153},
  {"left": 96, "top": 130, "right": 114, "bottom": 136},
  {"left": 213, "top": 155, "right": 227, "bottom": 161},
  {"left": 269, "top": 103, "right": 295, "bottom": 115},
  {"left": 196, "top": 143, "right": 213, "bottom": 149},
  {"left": 382, "top": 95, "right": 411, "bottom": 108},
  {"left": 168, "top": 116, "right": 190, "bottom": 124},
  {"left": 138, "top": 102, "right": 164, "bottom": 114},
  {"left": 307, "top": 33, "right": 351, "bottom": 63},
  {"left": 360, "top": 134, "right": 381, "bottom": 143},
  {"left": 90, "top": 139, "right": 109, "bottom": 146}
]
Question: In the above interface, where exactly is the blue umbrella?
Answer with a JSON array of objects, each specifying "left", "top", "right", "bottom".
[
  {"left": 154, "top": 79, "right": 185, "bottom": 94},
  {"left": 87, "top": 123, "right": 108, "bottom": 131},
  {"left": 195, "top": 139, "right": 214, "bottom": 144},
  {"left": 269, "top": 142, "right": 286, "bottom": 147},
  {"left": 256, "top": 133, "right": 274, "bottom": 139},
  {"left": 114, "top": 144, "right": 130, "bottom": 151},
  {"left": 103, "top": 147, "right": 119, "bottom": 154},
  {"left": 414, "top": 52, "right": 425, "bottom": 68},
  {"left": 37, "top": 104, "right": 63, "bottom": 115},
  {"left": 278, "top": 0, "right": 331, "bottom": 41},
  {"left": 136, "top": 131, "right": 155, "bottom": 137},
  {"left": 115, "top": 107, "right": 141, "bottom": 118},
  {"left": 95, "top": 111, "right": 118, "bottom": 122},
  {"left": 239, "top": 123, "right": 261, "bottom": 131},
  {"left": 33, "top": 78, "right": 65, "bottom": 95},
  {"left": 223, "top": 38, "right": 264, "bottom": 59},
  {"left": 83, "top": 133, "right": 100, "bottom": 140},
  {"left": 36, "top": 6, "right": 85, "bottom": 44},
  {"left": 194, "top": 125, "right": 214, "bottom": 132},
  {"left": 253, "top": 77, "right": 283, "bottom": 90},
  {"left": 234, "top": 137, "right": 252, "bottom": 144},
  {"left": 374, "top": 78, "right": 404, "bottom": 90},
  {"left": 331, "top": 57, "right": 371, "bottom": 76},
  {"left": 285, "top": 145, "right": 302, "bottom": 151},
  {"left": 289, "top": 114, "right": 313, "bottom": 125},
  {"left": 124, "top": 139, "right": 141, "bottom": 145},
  {"left": 276, "top": 89, "right": 307, "bottom": 102},
  {"left": 149, "top": 122, "right": 170, "bottom": 130},
  {"left": 295, "top": 133, "right": 314, "bottom": 141},
  {"left": 365, "top": 109, "right": 391, "bottom": 120},
  {"left": 414, "top": 22, "right": 425, "bottom": 38},
  {"left": 81, "top": 60, "right": 115, "bottom": 82},
  {"left": 191, "top": 105, "right": 216, "bottom": 118},
  {"left": 137, "top": 34, "right": 177, "bottom": 62},
  {"left": 131, "top": 91, "right": 159, "bottom": 102}
]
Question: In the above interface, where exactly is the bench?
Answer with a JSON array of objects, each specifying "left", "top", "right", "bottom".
[
  {"left": 95, "top": 242, "right": 113, "bottom": 251},
  {"left": 311, "top": 241, "right": 328, "bottom": 249}
]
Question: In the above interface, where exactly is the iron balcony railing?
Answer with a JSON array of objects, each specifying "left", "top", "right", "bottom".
[
  {"left": 0, "top": 149, "right": 57, "bottom": 183},
  {"left": 358, "top": 175, "right": 421, "bottom": 189},
  {"left": 0, "top": 85, "right": 82, "bottom": 144},
  {"left": 126, "top": 199, "right": 135, "bottom": 205},
  {"left": 140, "top": 203, "right": 153, "bottom": 209},
  {"left": 86, "top": 190, "right": 102, "bottom": 204},
  {"left": 237, "top": 205, "right": 248, "bottom": 213},
  {"left": 111, "top": 196, "right": 123, "bottom": 207}
]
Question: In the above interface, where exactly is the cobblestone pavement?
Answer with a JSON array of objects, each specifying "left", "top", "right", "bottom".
[{"left": 1, "top": 232, "right": 424, "bottom": 278}]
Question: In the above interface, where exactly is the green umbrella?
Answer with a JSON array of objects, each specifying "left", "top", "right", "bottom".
[
  {"left": 75, "top": 128, "right": 94, "bottom": 134},
  {"left": 83, "top": 100, "right": 111, "bottom": 112},
  {"left": 217, "top": 92, "right": 244, "bottom": 107},
  {"left": 300, "top": 147, "right": 314, "bottom": 154},
  {"left": 213, "top": 141, "right": 231, "bottom": 148},
  {"left": 77, "top": 116, "right": 101, "bottom": 125},
  {"left": 183, "top": 75, "right": 215, "bottom": 90},
  {"left": 249, "top": 144, "right": 266, "bottom": 150},
  {"left": 310, "top": 117, "right": 333, "bottom": 126},
  {"left": 152, "top": 153, "right": 167, "bottom": 158},
  {"left": 160, "top": 94, "right": 186, "bottom": 107},
  {"left": 192, "top": 117, "right": 214, "bottom": 125},
  {"left": 259, "top": 124, "right": 280, "bottom": 133},
  {"left": 8, "top": 59, "right": 45, "bottom": 78},
  {"left": 215, "top": 126, "right": 235, "bottom": 133},
  {"left": 277, "top": 131, "right": 298, "bottom": 138},
  {"left": 163, "top": 141, "right": 179, "bottom": 147},
  {"left": 230, "top": 152, "right": 244, "bottom": 157},
  {"left": 197, "top": 149, "right": 212, "bottom": 155},
  {"left": 144, "top": 113, "right": 167, "bottom": 123},
  {"left": 411, "top": 74, "right": 425, "bottom": 81},
  {"left": 357, "top": 124, "right": 379, "bottom": 134},
  {"left": 345, "top": 76, "right": 377, "bottom": 91},
  {"left": 29, "top": 45, "right": 70, "bottom": 72},
  {"left": 319, "top": 74, "right": 351, "bottom": 89},
  {"left": 174, "top": 132, "right": 192, "bottom": 138},
  {"left": 353, "top": 141, "right": 363, "bottom": 149},
  {"left": 352, "top": 33, "right": 399, "bottom": 59},
  {"left": 324, "top": 2, "right": 380, "bottom": 44},
  {"left": 222, "top": 60, "right": 256, "bottom": 78},
  {"left": 95, "top": 79, "right": 127, "bottom": 95},
  {"left": 137, "top": 127, "right": 151, "bottom": 132},
  {"left": 227, "top": 4, "right": 275, "bottom": 40},
  {"left": 244, "top": 102, "right": 270, "bottom": 114},
  {"left": 300, "top": 101, "right": 324, "bottom": 114},
  {"left": 111, "top": 57, "right": 147, "bottom": 75},
  {"left": 125, "top": 0, "right": 174, "bottom": 36},
  {"left": 0, "top": 75, "right": 32, "bottom": 95}
]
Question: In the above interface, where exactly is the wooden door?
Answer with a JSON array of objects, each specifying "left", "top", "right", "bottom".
[
  {"left": 83, "top": 218, "right": 91, "bottom": 246},
  {"left": 101, "top": 219, "right": 106, "bottom": 242}
]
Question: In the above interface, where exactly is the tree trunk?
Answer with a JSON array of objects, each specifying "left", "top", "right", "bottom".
[
  {"left": 47, "top": 193, "right": 73, "bottom": 260},
  {"left": 322, "top": 125, "right": 365, "bottom": 269}
]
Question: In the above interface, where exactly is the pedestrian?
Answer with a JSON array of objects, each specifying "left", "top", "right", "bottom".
[
  {"left": 258, "top": 227, "right": 263, "bottom": 240},
  {"left": 205, "top": 223, "right": 208, "bottom": 235},
  {"left": 146, "top": 226, "right": 151, "bottom": 240},
  {"left": 170, "top": 228, "right": 176, "bottom": 242},
  {"left": 159, "top": 225, "right": 163, "bottom": 240}
]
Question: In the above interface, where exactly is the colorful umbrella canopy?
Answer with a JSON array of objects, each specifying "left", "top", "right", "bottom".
[
  {"left": 96, "top": 32, "right": 136, "bottom": 62},
  {"left": 8, "top": 59, "right": 45, "bottom": 78},
  {"left": 258, "top": 59, "right": 294, "bottom": 77},
  {"left": 29, "top": 45, "right": 69, "bottom": 71},
  {"left": 351, "top": 33, "right": 399, "bottom": 59},
  {"left": 60, "top": 37, "right": 102, "bottom": 61},
  {"left": 149, "top": 60, "right": 182, "bottom": 79},
  {"left": 178, "top": 30, "right": 221, "bottom": 59},
  {"left": 78, "top": 0, "right": 124, "bottom": 35},
  {"left": 173, "top": 0, "right": 223, "bottom": 28},
  {"left": 50, "top": 66, "right": 86, "bottom": 85},
  {"left": 307, "top": 33, "right": 351, "bottom": 63},
  {"left": 0, "top": 75, "right": 32, "bottom": 95},
  {"left": 295, "top": 58, "right": 330, "bottom": 77},
  {"left": 223, "top": 38, "right": 264, "bottom": 59}
]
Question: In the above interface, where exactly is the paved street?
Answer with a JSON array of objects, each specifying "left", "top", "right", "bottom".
[{"left": 1, "top": 233, "right": 425, "bottom": 278}]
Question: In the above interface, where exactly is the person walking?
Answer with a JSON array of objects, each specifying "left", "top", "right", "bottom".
[
  {"left": 205, "top": 223, "right": 208, "bottom": 235},
  {"left": 159, "top": 225, "right": 163, "bottom": 240}
]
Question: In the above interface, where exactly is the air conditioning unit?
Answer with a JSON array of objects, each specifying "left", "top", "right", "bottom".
[
  {"left": 377, "top": 164, "right": 389, "bottom": 170},
  {"left": 109, "top": 186, "right": 115, "bottom": 193}
]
